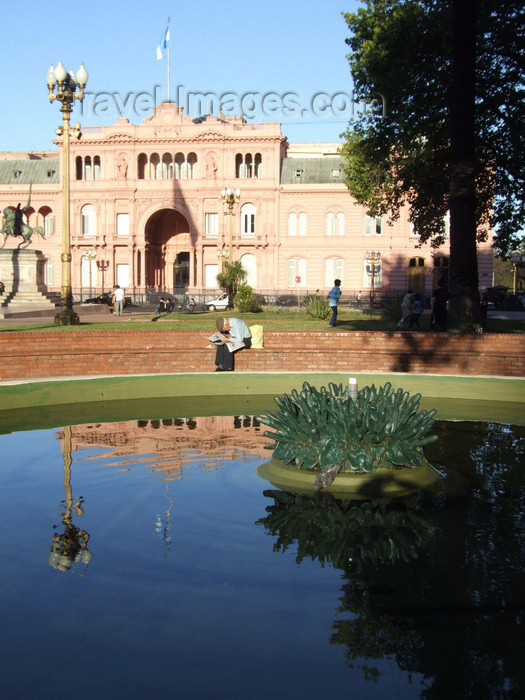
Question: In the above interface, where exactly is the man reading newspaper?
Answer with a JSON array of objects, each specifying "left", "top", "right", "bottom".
[{"left": 209, "top": 318, "right": 252, "bottom": 371}]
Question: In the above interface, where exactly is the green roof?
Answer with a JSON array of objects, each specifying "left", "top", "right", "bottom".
[
  {"left": 280, "top": 156, "right": 344, "bottom": 185},
  {"left": 0, "top": 159, "right": 59, "bottom": 185}
]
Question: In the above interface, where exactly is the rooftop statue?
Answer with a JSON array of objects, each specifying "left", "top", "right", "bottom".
[{"left": 1, "top": 185, "right": 45, "bottom": 249}]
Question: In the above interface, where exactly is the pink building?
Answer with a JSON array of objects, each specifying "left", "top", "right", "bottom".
[{"left": 0, "top": 102, "right": 493, "bottom": 302}]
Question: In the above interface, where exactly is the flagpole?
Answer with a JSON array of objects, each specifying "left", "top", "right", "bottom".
[{"left": 167, "top": 16, "right": 171, "bottom": 102}]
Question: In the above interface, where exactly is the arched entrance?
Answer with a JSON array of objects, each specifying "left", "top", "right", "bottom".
[
  {"left": 408, "top": 256, "right": 426, "bottom": 294},
  {"left": 145, "top": 208, "right": 192, "bottom": 290}
]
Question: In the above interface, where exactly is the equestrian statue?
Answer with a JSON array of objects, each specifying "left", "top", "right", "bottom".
[{"left": 1, "top": 185, "right": 45, "bottom": 249}]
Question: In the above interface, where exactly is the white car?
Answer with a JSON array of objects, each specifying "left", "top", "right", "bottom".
[{"left": 203, "top": 292, "right": 229, "bottom": 311}]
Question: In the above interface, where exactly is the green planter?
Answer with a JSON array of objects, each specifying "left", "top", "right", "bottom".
[{"left": 257, "top": 457, "right": 439, "bottom": 500}]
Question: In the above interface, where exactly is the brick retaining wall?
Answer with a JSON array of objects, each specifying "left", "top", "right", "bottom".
[{"left": 0, "top": 330, "right": 523, "bottom": 380}]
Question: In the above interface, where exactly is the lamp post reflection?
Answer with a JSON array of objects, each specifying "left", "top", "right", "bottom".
[{"left": 49, "top": 425, "right": 92, "bottom": 574}]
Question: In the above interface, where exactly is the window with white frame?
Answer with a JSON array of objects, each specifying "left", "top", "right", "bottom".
[
  {"left": 81, "top": 204, "right": 96, "bottom": 236},
  {"left": 288, "top": 212, "right": 297, "bottom": 236},
  {"left": 81, "top": 255, "right": 97, "bottom": 288},
  {"left": 44, "top": 258, "right": 53, "bottom": 285},
  {"left": 298, "top": 212, "right": 307, "bottom": 236},
  {"left": 326, "top": 212, "right": 334, "bottom": 236},
  {"left": 363, "top": 258, "right": 382, "bottom": 288},
  {"left": 337, "top": 212, "right": 345, "bottom": 236},
  {"left": 443, "top": 212, "right": 450, "bottom": 237},
  {"left": 241, "top": 203, "right": 256, "bottom": 237},
  {"left": 205, "top": 264, "right": 219, "bottom": 288},
  {"left": 327, "top": 212, "right": 345, "bottom": 236},
  {"left": 241, "top": 253, "right": 257, "bottom": 287},
  {"left": 364, "top": 214, "right": 382, "bottom": 236},
  {"left": 117, "top": 213, "right": 129, "bottom": 237},
  {"left": 44, "top": 213, "right": 55, "bottom": 237},
  {"left": 205, "top": 213, "right": 218, "bottom": 237},
  {"left": 325, "top": 258, "right": 344, "bottom": 287},
  {"left": 288, "top": 258, "right": 306, "bottom": 287}
]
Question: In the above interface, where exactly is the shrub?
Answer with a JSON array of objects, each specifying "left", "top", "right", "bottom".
[
  {"left": 234, "top": 284, "right": 262, "bottom": 312},
  {"left": 382, "top": 294, "right": 403, "bottom": 321},
  {"left": 304, "top": 294, "right": 331, "bottom": 320}
]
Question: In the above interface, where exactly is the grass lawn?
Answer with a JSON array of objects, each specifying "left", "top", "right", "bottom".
[{"left": 1, "top": 308, "right": 524, "bottom": 333}]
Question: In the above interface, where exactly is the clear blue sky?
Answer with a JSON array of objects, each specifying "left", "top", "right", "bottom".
[{"left": 0, "top": 0, "right": 360, "bottom": 152}]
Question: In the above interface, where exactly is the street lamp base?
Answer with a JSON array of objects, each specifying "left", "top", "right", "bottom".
[{"left": 54, "top": 308, "right": 80, "bottom": 326}]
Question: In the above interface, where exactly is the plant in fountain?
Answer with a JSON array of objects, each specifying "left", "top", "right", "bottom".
[{"left": 261, "top": 381, "right": 438, "bottom": 489}]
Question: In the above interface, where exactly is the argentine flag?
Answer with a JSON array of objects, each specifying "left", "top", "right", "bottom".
[{"left": 156, "top": 22, "right": 170, "bottom": 60}]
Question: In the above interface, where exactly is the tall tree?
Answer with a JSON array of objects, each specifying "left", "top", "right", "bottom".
[
  {"left": 449, "top": 0, "right": 478, "bottom": 313},
  {"left": 340, "top": 0, "right": 525, "bottom": 311}
]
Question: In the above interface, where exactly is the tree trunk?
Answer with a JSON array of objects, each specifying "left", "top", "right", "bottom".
[{"left": 449, "top": 0, "right": 480, "bottom": 319}]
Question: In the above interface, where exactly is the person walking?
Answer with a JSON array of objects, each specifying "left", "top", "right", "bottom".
[
  {"left": 398, "top": 289, "right": 414, "bottom": 328},
  {"left": 430, "top": 278, "right": 450, "bottom": 332},
  {"left": 328, "top": 279, "right": 342, "bottom": 327},
  {"left": 113, "top": 285, "right": 125, "bottom": 316},
  {"left": 409, "top": 293, "right": 423, "bottom": 328}
]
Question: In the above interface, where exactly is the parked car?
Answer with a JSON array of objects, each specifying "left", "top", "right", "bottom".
[
  {"left": 84, "top": 292, "right": 131, "bottom": 307},
  {"left": 203, "top": 292, "right": 229, "bottom": 311}
]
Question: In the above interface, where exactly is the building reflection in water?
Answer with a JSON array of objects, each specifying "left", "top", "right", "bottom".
[
  {"left": 50, "top": 415, "right": 272, "bottom": 567},
  {"left": 61, "top": 414, "right": 271, "bottom": 482}
]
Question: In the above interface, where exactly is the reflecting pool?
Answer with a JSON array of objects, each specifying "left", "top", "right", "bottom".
[{"left": 0, "top": 412, "right": 524, "bottom": 700}]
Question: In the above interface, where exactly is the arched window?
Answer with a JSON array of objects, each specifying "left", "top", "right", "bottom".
[
  {"left": 298, "top": 212, "right": 307, "bottom": 236},
  {"left": 288, "top": 258, "right": 306, "bottom": 287},
  {"left": 75, "top": 156, "right": 83, "bottom": 180},
  {"left": 326, "top": 212, "right": 334, "bottom": 236},
  {"left": 81, "top": 204, "right": 96, "bottom": 236},
  {"left": 235, "top": 154, "right": 243, "bottom": 178},
  {"left": 162, "top": 153, "right": 173, "bottom": 179},
  {"left": 187, "top": 153, "right": 198, "bottom": 179},
  {"left": 93, "top": 156, "right": 101, "bottom": 180},
  {"left": 84, "top": 156, "right": 92, "bottom": 180},
  {"left": 175, "top": 153, "right": 185, "bottom": 179},
  {"left": 149, "top": 153, "right": 161, "bottom": 180},
  {"left": 337, "top": 212, "right": 345, "bottom": 236},
  {"left": 255, "top": 153, "right": 262, "bottom": 177},
  {"left": 288, "top": 212, "right": 297, "bottom": 236},
  {"left": 245, "top": 153, "right": 253, "bottom": 178},
  {"left": 364, "top": 215, "right": 382, "bottom": 236},
  {"left": 137, "top": 153, "right": 147, "bottom": 180},
  {"left": 288, "top": 258, "right": 296, "bottom": 286},
  {"left": 241, "top": 203, "right": 256, "bottom": 237},
  {"left": 241, "top": 253, "right": 257, "bottom": 288},
  {"left": 235, "top": 153, "right": 262, "bottom": 178},
  {"left": 326, "top": 258, "right": 344, "bottom": 287},
  {"left": 44, "top": 213, "right": 55, "bottom": 237}
]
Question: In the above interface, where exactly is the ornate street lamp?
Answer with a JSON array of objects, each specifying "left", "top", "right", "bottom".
[
  {"left": 509, "top": 251, "right": 525, "bottom": 295},
  {"left": 82, "top": 248, "right": 97, "bottom": 299},
  {"left": 365, "top": 251, "right": 381, "bottom": 307},
  {"left": 216, "top": 248, "right": 228, "bottom": 270},
  {"left": 220, "top": 187, "right": 241, "bottom": 264},
  {"left": 47, "top": 61, "right": 88, "bottom": 325}
]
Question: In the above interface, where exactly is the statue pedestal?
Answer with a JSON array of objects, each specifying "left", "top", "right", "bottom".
[{"left": 0, "top": 249, "right": 56, "bottom": 317}]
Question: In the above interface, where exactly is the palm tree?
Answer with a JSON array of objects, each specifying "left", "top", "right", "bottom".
[{"left": 216, "top": 261, "right": 247, "bottom": 309}]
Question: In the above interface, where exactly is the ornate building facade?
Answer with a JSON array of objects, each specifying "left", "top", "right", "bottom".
[{"left": 0, "top": 102, "right": 493, "bottom": 301}]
